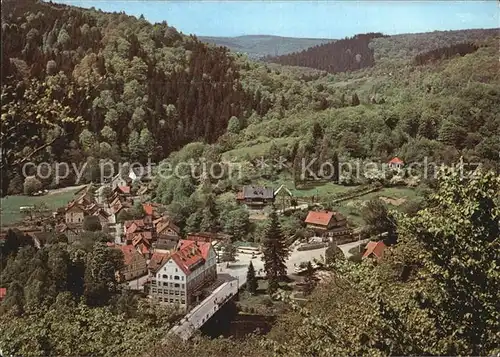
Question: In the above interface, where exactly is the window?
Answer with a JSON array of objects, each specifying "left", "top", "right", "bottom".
[
  {"left": 169, "top": 290, "right": 174, "bottom": 295},
  {"left": 174, "top": 283, "right": 180, "bottom": 288},
  {"left": 170, "top": 275, "right": 172, "bottom": 279},
  {"left": 181, "top": 299, "right": 185, "bottom": 304},
  {"left": 181, "top": 291, "right": 185, "bottom": 296},
  {"left": 175, "top": 291, "right": 179, "bottom": 296},
  {"left": 169, "top": 298, "right": 174, "bottom": 303},
  {"left": 181, "top": 276, "right": 184, "bottom": 281},
  {"left": 175, "top": 268, "right": 178, "bottom": 272},
  {"left": 152, "top": 288, "right": 157, "bottom": 293},
  {"left": 162, "top": 274, "right": 168, "bottom": 279},
  {"left": 174, "top": 275, "right": 180, "bottom": 280},
  {"left": 181, "top": 284, "right": 184, "bottom": 289},
  {"left": 163, "top": 282, "right": 168, "bottom": 286}
]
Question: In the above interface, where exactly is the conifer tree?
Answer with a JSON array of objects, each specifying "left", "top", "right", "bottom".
[
  {"left": 261, "top": 207, "right": 288, "bottom": 294},
  {"left": 303, "top": 261, "right": 316, "bottom": 296},
  {"left": 221, "top": 239, "right": 236, "bottom": 263},
  {"left": 246, "top": 261, "right": 258, "bottom": 295},
  {"left": 351, "top": 92, "right": 360, "bottom": 106}
]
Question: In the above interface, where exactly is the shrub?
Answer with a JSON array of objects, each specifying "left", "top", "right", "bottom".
[{"left": 23, "top": 176, "right": 42, "bottom": 195}]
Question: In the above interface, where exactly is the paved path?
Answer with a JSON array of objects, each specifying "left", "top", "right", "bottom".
[
  {"left": 338, "top": 238, "right": 369, "bottom": 258},
  {"left": 218, "top": 238, "right": 369, "bottom": 288}
]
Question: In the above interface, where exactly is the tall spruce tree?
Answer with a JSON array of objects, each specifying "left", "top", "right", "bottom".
[
  {"left": 261, "top": 207, "right": 288, "bottom": 294},
  {"left": 246, "top": 261, "right": 258, "bottom": 295},
  {"left": 303, "top": 261, "right": 316, "bottom": 296}
]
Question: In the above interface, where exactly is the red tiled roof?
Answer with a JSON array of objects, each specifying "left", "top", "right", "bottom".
[
  {"left": 0, "top": 288, "right": 7, "bottom": 299},
  {"left": 389, "top": 157, "right": 404, "bottom": 165},
  {"left": 305, "top": 211, "right": 334, "bottom": 226},
  {"left": 117, "top": 186, "right": 131, "bottom": 194},
  {"left": 125, "top": 219, "right": 145, "bottom": 228},
  {"left": 140, "top": 244, "right": 150, "bottom": 255},
  {"left": 118, "top": 245, "right": 141, "bottom": 266},
  {"left": 143, "top": 203, "right": 153, "bottom": 216},
  {"left": 178, "top": 239, "right": 212, "bottom": 260},
  {"left": 362, "top": 241, "right": 387, "bottom": 260},
  {"left": 169, "top": 240, "right": 207, "bottom": 275},
  {"left": 130, "top": 232, "right": 152, "bottom": 247}
]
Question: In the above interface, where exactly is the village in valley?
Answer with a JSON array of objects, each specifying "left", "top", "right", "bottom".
[
  {"left": 0, "top": 156, "right": 398, "bottom": 334},
  {"left": 2, "top": 1, "right": 497, "bottom": 354}
]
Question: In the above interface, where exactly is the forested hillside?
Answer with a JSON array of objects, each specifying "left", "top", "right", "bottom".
[
  {"left": 0, "top": 0, "right": 285, "bottom": 194},
  {"left": 264, "top": 33, "right": 386, "bottom": 73},
  {"left": 2, "top": 0, "right": 498, "bottom": 199}
]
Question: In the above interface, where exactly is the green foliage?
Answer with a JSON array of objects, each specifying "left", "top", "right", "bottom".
[
  {"left": 0, "top": 297, "right": 176, "bottom": 357},
  {"left": 261, "top": 207, "right": 288, "bottom": 293},
  {"left": 130, "top": 201, "right": 146, "bottom": 219},
  {"left": 221, "top": 239, "right": 237, "bottom": 262},
  {"left": 82, "top": 215, "right": 102, "bottom": 232},
  {"left": 246, "top": 261, "right": 258, "bottom": 295},
  {"left": 83, "top": 243, "right": 122, "bottom": 306},
  {"left": 324, "top": 242, "right": 345, "bottom": 265},
  {"left": 23, "top": 176, "right": 42, "bottom": 195},
  {"left": 361, "top": 198, "right": 397, "bottom": 243},
  {"left": 227, "top": 116, "right": 241, "bottom": 134},
  {"left": 116, "top": 209, "right": 133, "bottom": 223},
  {"left": 302, "top": 262, "right": 316, "bottom": 296},
  {"left": 265, "top": 168, "right": 500, "bottom": 356}
]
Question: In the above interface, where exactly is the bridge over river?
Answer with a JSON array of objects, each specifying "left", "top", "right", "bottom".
[
  {"left": 168, "top": 274, "right": 241, "bottom": 341},
  {"left": 167, "top": 238, "right": 367, "bottom": 341}
]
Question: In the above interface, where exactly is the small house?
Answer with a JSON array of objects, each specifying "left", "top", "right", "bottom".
[
  {"left": 56, "top": 223, "right": 82, "bottom": 243},
  {"left": 128, "top": 165, "right": 154, "bottom": 183},
  {"left": 388, "top": 157, "right": 404, "bottom": 170},
  {"left": 116, "top": 245, "right": 148, "bottom": 281},
  {"left": 304, "top": 210, "right": 352, "bottom": 240},
  {"left": 236, "top": 186, "right": 275, "bottom": 208},
  {"left": 65, "top": 202, "right": 86, "bottom": 225},
  {"left": 111, "top": 173, "right": 132, "bottom": 190},
  {"left": 274, "top": 184, "right": 294, "bottom": 210},
  {"left": 362, "top": 241, "right": 386, "bottom": 261}
]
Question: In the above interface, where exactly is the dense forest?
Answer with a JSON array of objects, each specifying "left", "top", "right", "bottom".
[
  {"left": 414, "top": 42, "right": 479, "bottom": 65},
  {"left": 264, "top": 33, "right": 386, "bottom": 73},
  {"left": 1, "top": 0, "right": 278, "bottom": 194}
]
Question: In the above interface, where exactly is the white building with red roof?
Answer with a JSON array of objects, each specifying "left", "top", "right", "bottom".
[
  {"left": 304, "top": 210, "right": 352, "bottom": 240},
  {"left": 150, "top": 239, "right": 217, "bottom": 310},
  {"left": 388, "top": 157, "right": 404, "bottom": 169}
]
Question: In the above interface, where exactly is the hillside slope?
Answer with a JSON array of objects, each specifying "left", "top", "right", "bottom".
[{"left": 199, "top": 34, "right": 334, "bottom": 59}]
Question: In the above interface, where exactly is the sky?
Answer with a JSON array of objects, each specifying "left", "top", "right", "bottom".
[{"left": 57, "top": 1, "right": 498, "bottom": 39}]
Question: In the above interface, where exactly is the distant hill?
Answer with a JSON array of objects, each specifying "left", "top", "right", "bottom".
[
  {"left": 263, "top": 28, "right": 498, "bottom": 72},
  {"left": 264, "top": 33, "right": 386, "bottom": 73},
  {"left": 199, "top": 34, "right": 334, "bottom": 59}
]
